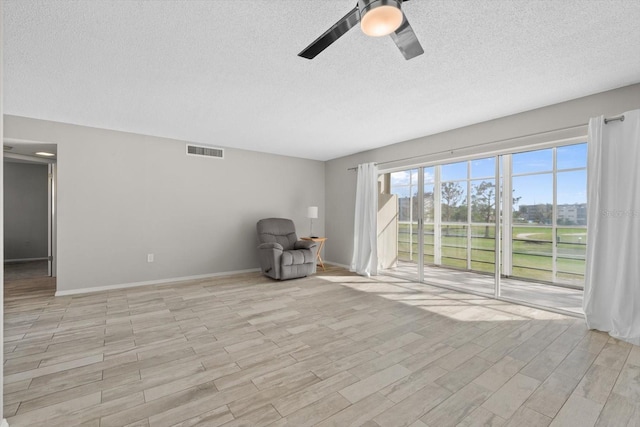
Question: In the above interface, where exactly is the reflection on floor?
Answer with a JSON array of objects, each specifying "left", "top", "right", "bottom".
[{"left": 383, "top": 262, "right": 583, "bottom": 315}]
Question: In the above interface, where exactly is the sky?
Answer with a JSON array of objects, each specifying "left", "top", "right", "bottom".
[{"left": 389, "top": 143, "right": 587, "bottom": 206}]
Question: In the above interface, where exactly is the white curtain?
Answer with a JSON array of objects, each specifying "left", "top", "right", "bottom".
[
  {"left": 350, "top": 162, "right": 378, "bottom": 277},
  {"left": 584, "top": 109, "right": 640, "bottom": 345}
]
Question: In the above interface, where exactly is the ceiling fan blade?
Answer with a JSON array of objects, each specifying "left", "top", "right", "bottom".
[
  {"left": 389, "top": 16, "right": 424, "bottom": 60},
  {"left": 298, "top": 7, "right": 360, "bottom": 59}
]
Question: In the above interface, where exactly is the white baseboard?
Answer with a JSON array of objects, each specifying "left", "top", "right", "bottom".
[
  {"left": 2, "top": 418, "right": 9, "bottom": 427},
  {"left": 54, "top": 268, "right": 261, "bottom": 297}
]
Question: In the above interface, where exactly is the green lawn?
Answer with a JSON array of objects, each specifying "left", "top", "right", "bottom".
[{"left": 396, "top": 222, "right": 585, "bottom": 285}]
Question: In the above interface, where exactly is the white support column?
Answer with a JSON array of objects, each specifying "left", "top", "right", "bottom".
[
  {"left": 467, "top": 162, "right": 472, "bottom": 270},
  {"left": 495, "top": 155, "right": 503, "bottom": 299},
  {"left": 434, "top": 166, "right": 442, "bottom": 265},
  {"left": 501, "top": 155, "right": 513, "bottom": 277},
  {"left": 409, "top": 171, "right": 414, "bottom": 261},
  {"left": 417, "top": 168, "right": 424, "bottom": 283},
  {"left": 552, "top": 147, "right": 558, "bottom": 282}
]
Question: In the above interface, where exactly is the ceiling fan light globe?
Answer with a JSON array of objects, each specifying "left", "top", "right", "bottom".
[{"left": 360, "top": 4, "right": 403, "bottom": 37}]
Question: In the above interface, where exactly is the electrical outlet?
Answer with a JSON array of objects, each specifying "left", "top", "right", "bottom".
[{"left": 147, "top": 254, "right": 154, "bottom": 263}]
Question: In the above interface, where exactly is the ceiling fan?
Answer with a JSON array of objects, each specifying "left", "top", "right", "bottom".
[{"left": 298, "top": 0, "right": 424, "bottom": 61}]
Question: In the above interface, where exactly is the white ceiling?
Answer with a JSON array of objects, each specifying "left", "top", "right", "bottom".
[{"left": 4, "top": 1, "right": 640, "bottom": 161}]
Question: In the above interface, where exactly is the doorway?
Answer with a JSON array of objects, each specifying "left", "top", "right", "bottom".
[{"left": 3, "top": 141, "right": 57, "bottom": 284}]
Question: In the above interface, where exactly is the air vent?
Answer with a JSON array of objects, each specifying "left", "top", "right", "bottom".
[{"left": 186, "top": 144, "right": 224, "bottom": 159}]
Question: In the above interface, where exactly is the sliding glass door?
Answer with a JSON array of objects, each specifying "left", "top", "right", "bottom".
[
  {"left": 383, "top": 158, "right": 500, "bottom": 294},
  {"left": 378, "top": 141, "right": 587, "bottom": 314}
]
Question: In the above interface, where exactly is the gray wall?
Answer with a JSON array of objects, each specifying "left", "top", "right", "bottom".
[
  {"left": 325, "top": 83, "right": 640, "bottom": 266},
  {"left": 4, "top": 84, "right": 639, "bottom": 291},
  {"left": 3, "top": 116, "right": 325, "bottom": 292},
  {"left": 3, "top": 161, "right": 49, "bottom": 260}
]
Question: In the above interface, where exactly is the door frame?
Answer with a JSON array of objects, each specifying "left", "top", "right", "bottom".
[
  {"left": 48, "top": 163, "right": 57, "bottom": 277},
  {"left": 3, "top": 139, "right": 57, "bottom": 279}
]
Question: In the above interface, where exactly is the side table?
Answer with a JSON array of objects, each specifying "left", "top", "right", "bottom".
[{"left": 301, "top": 237, "right": 327, "bottom": 271}]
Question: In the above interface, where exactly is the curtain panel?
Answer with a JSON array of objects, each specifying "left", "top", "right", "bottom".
[
  {"left": 584, "top": 109, "right": 640, "bottom": 345},
  {"left": 350, "top": 163, "right": 378, "bottom": 277}
]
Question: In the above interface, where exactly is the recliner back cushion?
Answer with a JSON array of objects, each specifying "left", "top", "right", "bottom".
[{"left": 257, "top": 218, "right": 298, "bottom": 251}]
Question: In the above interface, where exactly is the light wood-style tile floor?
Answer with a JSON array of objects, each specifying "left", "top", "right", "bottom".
[
  {"left": 4, "top": 260, "right": 49, "bottom": 281},
  {"left": 4, "top": 266, "right": 640, "bottom": 426}
]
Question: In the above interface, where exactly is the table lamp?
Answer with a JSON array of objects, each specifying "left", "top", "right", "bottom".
[{"left": 307, "top": 206, "right": 318, "bottom": 238}]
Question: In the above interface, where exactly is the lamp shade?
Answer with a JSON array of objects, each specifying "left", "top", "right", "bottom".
[{"left": 307, "top": 206, "right": 319, "bottom": 219}]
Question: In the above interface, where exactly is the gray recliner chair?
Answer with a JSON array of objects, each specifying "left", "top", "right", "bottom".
[{"left": 257, "top": 218, "right": 318, "bottom": 280}]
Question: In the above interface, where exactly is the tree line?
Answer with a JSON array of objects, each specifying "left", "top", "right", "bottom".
[{"left": 399, "top": 181, "right": 523, "bottom": 237}]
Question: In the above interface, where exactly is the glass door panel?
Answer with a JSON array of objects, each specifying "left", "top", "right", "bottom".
[
  {"left": 384, "top": 168, "right": 420, "bottom": 280},
  {"left": 398, "top": 222, "right": 418, "bottom": 263},
  {"left": 423, "top": 224, "right": 435, "bottom": 265},
  {"left": 471, "top": 225, "right": 495, "bottom": 274},
  {"left": 511, "top": 227, "right": 553, "bottom": 282},
  {"left": 511, "top": 173, "right": 553, "bottom": 282},
  {"left": 556, "top": 228, "right": 586, "bottom": 286},
  {"left": 441, "top": 224, "right": 468, "bottom": 269},
  {"left": 441, "top": 182, "right": 468, "bottom": 223},
  {"left": 555, "top": 145, "right": 587, "bottom": 287}
]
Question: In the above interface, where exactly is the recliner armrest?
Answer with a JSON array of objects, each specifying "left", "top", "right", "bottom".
[
  {"left": 258, "top": 242, "right": 283, "bottom": 251},
  {"left": 295, "top": 240, "right": 317, "bottom": 250}
]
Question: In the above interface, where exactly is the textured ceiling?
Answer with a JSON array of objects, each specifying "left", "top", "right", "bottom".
[{"left": 4, "top": 0, "right": 640, "bottom": 161}]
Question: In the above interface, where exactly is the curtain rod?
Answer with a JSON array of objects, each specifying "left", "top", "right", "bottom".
[
  {"left": 347, "top": 114, "right": 624, "bottom": 171},
  {"left": 604, "top": 114, "right": 625, "bottom": 124}
]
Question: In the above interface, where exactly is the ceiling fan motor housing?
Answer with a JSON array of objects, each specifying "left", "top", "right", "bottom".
[
  {"left": 357, "top": 0, "right": 402, "bottom": 17},
  {"left": 357, "top": 0, "right": 403, "bottom": 37}
]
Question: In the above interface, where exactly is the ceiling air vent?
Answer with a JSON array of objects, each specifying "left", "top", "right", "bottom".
[{"left": 186, "top": 144, "right": 224, "bottom": 159}]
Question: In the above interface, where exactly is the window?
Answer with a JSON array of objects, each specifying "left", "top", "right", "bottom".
[
  {"left": 390, "top": 169, "right": 419, "bottom": 261},
  {"left": 510, "top": 143, "right": 587, "bottom": 285}
]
